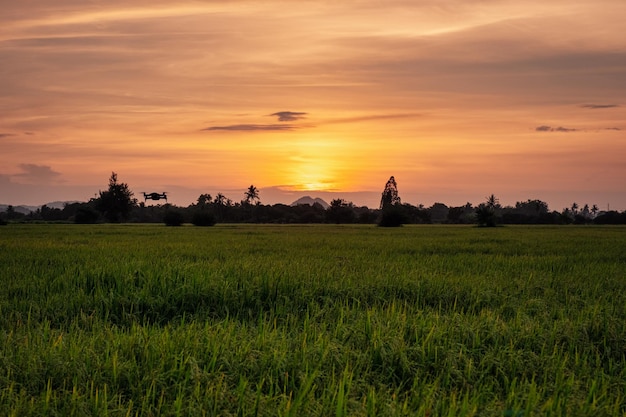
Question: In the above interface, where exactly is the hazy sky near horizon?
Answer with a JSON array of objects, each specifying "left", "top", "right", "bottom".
[{"left": 1, "top": 0, "right": 625, "bottom": 209}]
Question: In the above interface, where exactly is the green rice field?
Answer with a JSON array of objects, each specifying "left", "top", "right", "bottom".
[{"left": 1, "top": 224, "right": 625, "bottom": 416}]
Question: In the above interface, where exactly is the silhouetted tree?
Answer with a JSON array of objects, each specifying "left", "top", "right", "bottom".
[
  {"left": 475, "top": 194, "right": 500, "bottom": 227},
  {"left": 40, "top": 205, "right": 64, "bottom": 221},
  {"left": 501, "top": 199, "right": 552, "bottom": 224},
  {"left": 380, "top": 176, "right": 401, "bottom": 209},
  {"left": 560, "top": 207, "right": 574, "bottom": 224},
  {"left": 447, "top": 203, "right": 474, "bottom": 224},
  {"left": 355, "top": 207, "right": 378, "bottom": 224},
  {"left": 326, "top": 199, "right": 356, "bottom": 224},
  {"left": 197, "top": 193, "right": 212, "bottom": 207},
  {"left": 96, "top": 172, "right": 137, "bottom": 222},
  {"left": 515, "top": 199, "right": 548, "bottom": 216},
  {"left": 581, "top": 204, "right": 590, "bottom": 218},
  {"left": 378, "top": 176, "right": 405, "bottom": 227},
  {"left": 475, "top": 205, "right": 496, "bottom": 227},
  {"left": 428, "top": 203, "right": 449, "bottom": 223},
  {"left": 214, "top": 193, "right": 227, "bottom": 206},
  {"left": 244, "top": 185, "right": 260, "bottom": 205},
  {"left": 486, "top": 194, "right": 500, "bottom": 210}
]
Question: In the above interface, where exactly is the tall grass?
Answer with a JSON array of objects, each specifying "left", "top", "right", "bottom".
[{"left": 0, "top": 224, "right": 625, "bottom": 415}]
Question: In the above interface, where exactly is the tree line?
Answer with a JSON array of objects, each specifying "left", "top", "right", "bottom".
[{"left": 1, "top": 173, "right": 625, "bottom": 226}]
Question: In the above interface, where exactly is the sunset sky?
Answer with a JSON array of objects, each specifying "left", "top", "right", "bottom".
[{"left": 1, "top": 0, "right": 625, "bottom": 210}]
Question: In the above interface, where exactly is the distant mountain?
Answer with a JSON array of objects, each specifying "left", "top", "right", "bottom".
[
  {"left": 0, "top": 201, "right": 82, "bottom": 213},
  {"left": 290, "top": 196, "right": 329, "bottom": 209},
  {"left": 0, "top": 204, "right": 38, "bottom": 214}
]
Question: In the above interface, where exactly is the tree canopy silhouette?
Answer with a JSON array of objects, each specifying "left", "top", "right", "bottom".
[
  {"left": 96, "top": 172, "right": 136, "bottom": 222},
  {"left": 326, "top": 199, "right": 356, "bottom": 224}
]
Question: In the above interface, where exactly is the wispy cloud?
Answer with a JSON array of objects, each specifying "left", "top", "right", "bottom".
[
  {"left": 581, "top": 104, "right": 619, "bottom": 109},
  {"left": 202, "top": 112, "right": 418, "bottom": 132},
  {"left": 204, "top": 110, "right": 309, "bottom": 131},
  {"left": 324, "top": 113, "right": 420, "bottom": 125},
  {"left": 269, "top": 111, "right": 307, "bottom": 122},
  {"left": 0, "top": 133, "right": 16, "bottom": 139},
  {"left": 535, "top": 125, "right": 579, "bottom": 132},
  {"left": 202, "top": 124, "right": 297, "bottom": 132},
  {"left": 13, "top": 164, "right": 62, "bottom": 184}
]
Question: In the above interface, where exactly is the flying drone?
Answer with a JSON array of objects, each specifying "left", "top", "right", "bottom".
[{"left": 142, "top": 192, "right": 168, "bottom": 202}]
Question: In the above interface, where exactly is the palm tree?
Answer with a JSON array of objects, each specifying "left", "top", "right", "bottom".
[
  {"left": 475, "top": 194, "right": 500, "bottom": 227},
  {"left": 244, "top": 185, "right": 260, "bottom": 205},
  {"left": 197, "top": 193, "right": 212, "bottom": 207},
  {"left": 486, "top": 194, "right": 500, "bottom": 209},
  {"left": 214, "top": 193, "right": 227, "bottom": 206}
]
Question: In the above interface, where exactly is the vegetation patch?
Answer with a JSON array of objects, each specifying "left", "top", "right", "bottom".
[{"left": 1, "top": 224, "right": 625, "bottom": 416}]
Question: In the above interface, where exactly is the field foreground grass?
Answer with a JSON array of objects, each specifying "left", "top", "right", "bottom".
[{"left": 1, "top": 224, "right": 625, "bottom": 416}]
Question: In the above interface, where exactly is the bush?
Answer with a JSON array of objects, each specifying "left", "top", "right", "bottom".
[
  {"left": 192, "top": 211, "right": 216, "bottom": 227},
  {"left": 74, "top": 207, "right": 100, "bottom": 224},
  {"left": 475, "top": 205, "right": 497, "bottom": 227},
  {"left": 163, "top": 211, "right": 184, "bottom": 226}
]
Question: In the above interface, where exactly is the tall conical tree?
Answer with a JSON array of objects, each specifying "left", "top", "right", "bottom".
[
  {"left": 380, "top": 176, "right": 401, "bottom": 210},
  {"left": 378, "top": 176, "right": 405, "bottom": 227}
]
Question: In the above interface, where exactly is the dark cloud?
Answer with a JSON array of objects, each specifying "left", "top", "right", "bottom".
[
  {"left": 13, "top": 164, "right": 62, "bottom": 184},
  {"left": 581, "top": 104, "right": 619, "bottom": 109},
  {"left": 202, "top": 111, "right": 308, "bottom": 131},
  {"left": 605, "top": 127, "right": 622, "bottom": 131},
  {"left": 204, "top": 112, "right": 419, "bottom": 132},
  {"left": 269, "top": 111, "right": 308, "bottom": 122},
  {"left": 535, "top": 126, "right": 578, "bottom": 132},
  {"left": 0, "top": 133, "right": 16, "bottom": 139},
  {"left": 202, "top": 124, "right": 297, "bottom": 132}
]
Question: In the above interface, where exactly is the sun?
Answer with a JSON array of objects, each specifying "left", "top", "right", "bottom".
[
  {"left": 284, "top": 137, "right": 343, "bottom": 191},
  {"left": 261, "top": 130, "right": 372, "bottom": 193},
  {"left": 289, "top": 162, "right": 338, "bottom": 191}
]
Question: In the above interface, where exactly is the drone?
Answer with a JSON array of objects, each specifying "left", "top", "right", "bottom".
[{"left": 142, "top": 192, "right": 168, "bottom": 202}]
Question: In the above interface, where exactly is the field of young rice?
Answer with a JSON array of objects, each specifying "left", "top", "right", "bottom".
[{"left": 1, "top": 224, "right": 625, "bottom": 416}]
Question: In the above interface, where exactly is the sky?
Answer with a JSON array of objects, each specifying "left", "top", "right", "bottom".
[{"left": 1, "top": 0, "right": 625, "bottom": 211}]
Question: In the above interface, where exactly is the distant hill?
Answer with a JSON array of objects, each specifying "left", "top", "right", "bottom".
[
  {"left": 290, "top": 196, "right": 329, "bottom": 209},
  {"left": 0, "top": 201, "right": 82, "bottom": 213},
  {"left": 0, "top": 204, "right": 38, "bottom": 214}
]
